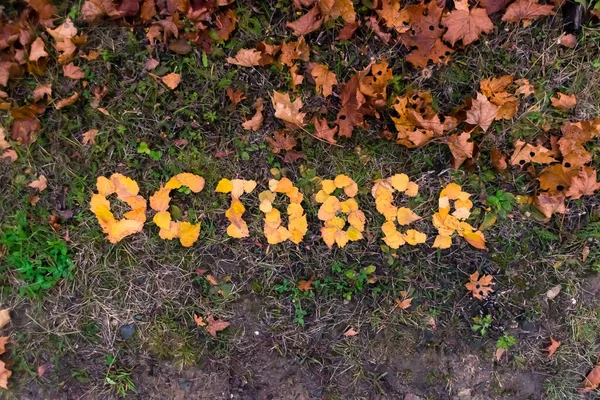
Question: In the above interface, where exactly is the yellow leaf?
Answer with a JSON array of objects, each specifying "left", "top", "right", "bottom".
[
  {"left": 179, "top": 222, "right": 200, "bottom": 247},
  {"left": 440, "top": 182, "right": 462, "bottom": 200},
  {"left": 461, "top": 230, "right": 486, "bottom": 250},
  {"left": 153, "top": 211, "right": 171, "bottom": 230},
  {"left": 315, "top": 189, "right": 329, "bottom": 203},
  {"left": 346, "top": 226, "right": 363, "bottom": 241},
  {"left": 111, "top": 173, "right": 140, "bottom": 199},
  {"left": 390, "top": 174, "right": 409, "bottom": 192},
  {"left": 321, "top": 179, "right": 337, "bottom": 194},
  {"left": 405, "top": 181, "right": 419, "bottom": 197},
  {"left": 96, "top": 176, "right": 115, "bottom": 196},
  {"left": 321, "top": 226, "right": 338, "bottom": 248},
  {"left": 334, "top": 174, "right": 353, "bottom": 188},
  {"left": 166, "top": 173, "right": 205, "bottom": 192},
  {"left": 215, "top": 178, "right": 233, "bottom": 193},
  {"left": 335, "top": 229, "right": 349, "bottom": 247},
  {"left": 107, "top": 219, "right": 144, "bottom": 244},
  {"left": 432, "top": 234, "right": 452, "bottom": 249},
  {"left": 347, "top": 210, "right": 366, "bottom": 231},
  {"left": 396, "top": 207, "right": 421, "bottom": 225},
  {"left": 403, "top": 229, "right": 426, "bottom": 245}
]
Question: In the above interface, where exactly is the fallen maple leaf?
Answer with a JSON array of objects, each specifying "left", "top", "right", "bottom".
[
  {"left": 466, "top": 92, "right": 499, "bottom": 131},
  {"left": 28, "top": 175, "right": 48, "bottom": 192},
  {"left": 297, "top": 275, "right": 315, "bottom": 291},
  {"left": 441, "top": 0, "right": 494, "bottom": 46},
  {"left": 32, "top": 83, "right": 52, "bottom": 103},
  {"left": 227, "top": 48, "right": 263, "bottom": 67},
  {"left": 491, "top": 147, "right": 508, "bottom": 171},
  {"left": 565, "top": 167, "right": 600, "bottom": 199},
  {"left": 313, "top": 117, "right": 338, "bottom": 144},
  {"left": 271, "top": 91, "right": 306, "bottom": 126},
  {"left": 205, "top": 314, "right": 230, "bottom": 337},
  {"left": 534, "top": 192, "right": 566, "bottom": 219},
  {"left": 343, "top": 327, "right": 359, "bottom": 336},
  {"left": 0, "top": 337, "right": 7, "bottom": 355},
  {"left": 546, "top": 336, "right": 560, "bottom": 358},
  {"left": 581, "top": 364, "right": 600, "bottom": 393},
  {"left": 63, "top": 62, "right": 84, "bottom": 79},
  {"left": 0, "top": 309, "right": 9, "bottom": 329},
  {"left": 502, "top": 0, "right": 555, "bottom": 27},
  {"left": 311, "top": 63, "right": 337, "bottom": 98},
  {"left": 319, "top": 0, "right": 356, "bottom": 23},
  {"left": 336, "top": 20, "right": 360, "bottom": 40},
  {"left": 287, "top": 6, "right": 323, "bottom": 36},
  {"left": 465, "top": 271, "right": 494, "bottom": 299},
  {"left": 448, "top": 130, "right": 474, "bottom": 169},
  {"left": 266, "top": 130, "right": 296, "bottom": 154},
  {"left": 162, "top": 73, "right": 181, "bottom": 90},
  {"left": 395, "top": 291, "right": 413, "bottom": 310},
  {"left": 29, "top": 37, "right": 48, "bottom": 62},
  {"left": 0, "top": 360, "right": 11, "bottom": 390},
  {"left": 82, "top": 129, "right": 99, "bottom": 145},
  {"left": 515, "top": 78, "right": 535, "bottom": 96},
  {"left": 226, "top": 87, "right": 246, "bottom": 105},
  {"left": 510, "top": 140, "right": 557, "bottom": 166},
  {"left": 551, "top": 92, "right": 576, "bottom": 111}
]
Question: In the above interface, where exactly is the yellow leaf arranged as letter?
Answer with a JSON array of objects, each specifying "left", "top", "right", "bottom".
[
  {"left": 217, "top": 178, "right": 257, "bottom": 239},
  {"left": 260, "top": 177, "right": 308, "bottom": 244}
]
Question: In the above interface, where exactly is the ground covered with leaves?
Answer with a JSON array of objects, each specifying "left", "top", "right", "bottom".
[{"left": 1, "top": 0, "right": 600, "bottom": 399}]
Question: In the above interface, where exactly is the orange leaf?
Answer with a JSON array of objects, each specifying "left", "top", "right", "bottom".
[
  {"left": 441, "top": 0, "right": 494, "bottom": 46},
  {"left": 395, "top": 294, "right": 412, "bottom": 310},
  {"left": 162, "top": 73, "right": 181, "bottom": 90},
  {"left": 491, "top": 147, "right": 508, "bottom": 171},
  {"left": 28, "top": 175, "right": 48, "bottom": 192},
  {"left": 313, "top": 117, "right": 338, "bottom": 144},
  {"left": 297, "top": 275, "right": 315, "bottom": 291},
  {"left": 227, "top": 48, "right": 263, "bottom": 67},
  {"left": 501, "top": 0, "right": 555, "bottom": 27},
  {"left": 55, "top": 92, "right": 80, "bottom": 109},
  {"left": 82, "top": 129, "right": 99, "bottom": 145},
  {"left": 0, "top": 337, "right": 8, "bottom": 356},
  {"left": 546, "top": 336, "right": 560, "bottom": 358},
  {"left": 465, "top": 271, "right": 494, "bottom": 299},
  {"left": 193, "top": 314, "right": 206, "bottom": 327},
  {"left": 226, "top": 88, "right": 246, "bottom": 105},
  {"left": 551, "top": 92, "right": 576, "bottom": 111},
  {"left": 206, "top": 275, "right": 218, "bottom": 286},
  {"left": 311, "top": 63, "right": 337, "bottom": 98},
  {"left": 271, "top": 91, "right": 306, "bottom": 126},
  {"left": 0, "top": 360, "right": 11, "bottom": 390},
  {"left": 581, "top": 364, "right": 600, "bottom": 393},
  {"left": 29, "top": 37, "right": 48, "bottom": 62},
  {"left": 242, "top": 98, "right": 264, "bottom": 131},
  {"left": 564, "top": 166, "right": 600, "bottom": 199},
  {"left": 343, "top": 327, "right": 359, "bottom": 336},
  {"left": 448, "top": 131, "right": 474, "bottom": 169},
  {"left": 558, "top": 33, "right": 577, "bottom": 48}
]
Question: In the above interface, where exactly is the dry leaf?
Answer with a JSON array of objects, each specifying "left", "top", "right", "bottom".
[
  {"left": 546, "top": 337, "right": 560, "bottom": 358},
  {"left": 395, "top": 291, "right": 413, "bottom": 310},
  {"left": 558, "top": 33, "right": 577, "bottom": 48},
  {"left": 0, "top": 337, "right": 7, "bottom": 356},
  {"left": 82, "top": 129, "right": 99, "bottom": 145},
  {"left": 546, "top": 284, "right": 562, "bottom": 300},
  {"left": 582, "top": 246, "right": 590, "bottom": 262},
  {"left": 29, "top": 37, "right": 48, "bottom": 62},
  {"left": 581, "top": 364, "right": 600, "bottom": 393},
  {"left": 287, "top": 6, "right": 323, "bottom": 36},
  {"left": 193, "top": 314, "right": 206, "bottom": 327},
  {"left": 465, "top": 271, "right": 494, "bottom": 299},
  {"left": 242, "top": 98, "right": 264, "bottom": 131},
  {"left": 55, "top": 92, "right": 79, "bottom": 109},
  {"left": 311, "top": 63, "right": 338, "bottom": 98},
  {"left": 226, "top": 87, "right": 246, "bottom": 105},
  {"left": 205, "top": 314, "right": 230, "bottom": 337},
  {"left": 162, "top": 73, "right": 181, "bottom": 90},
  {"left": 227, "top": 49, "right": 263, "bottom": 67},
  {"left": 28, "top": 175, "right": 48, "bottom": 192},
  {"left": 313, "top": 117, "right": 338, "bottom": 144},
  {"left": 551, "top": 92, "right": 576, "bottom": 111},
  {"left": 343, "top": 327, "right": 359, "bottom": 336},
  {"left": 271, "top": 91, "right": 306, "bottom": 126},
  {"left": 495, "top": 347, "right": 505, "bottom": 361},
  {"left": 297, "top": 275, "right": 315, "bottom": 291},
  {"left": 63, "top": 62, "right": 84, "bottom": 79},
  {"left": 0, "top": 360, "right": 11, "bottom": 390},
  {"left": 0, "top": 309, "right": 9, "bottom": 329},
  {"left": 502, "top": 0, "right": 555, "bottom": 27},
  {"left": 466, "top": 92, "right": 499, "bottom": 131},
  {"left": 206, "top": 275, "right": 218, "bottom": 285},
  {"left": 441, "top": 0, "right": 494, "bottom": 46},
  {"left": 448, "top": 130, "right": 474, "bottom": 169}
]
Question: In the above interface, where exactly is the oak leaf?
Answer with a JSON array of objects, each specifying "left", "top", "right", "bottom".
[
  {"left": 205, "top": 314, "right": 230, "bottom": 337},
  {"left": 311, "top": 63, "right": 337, "bottom": 98},
  {"left": 546, "top": 336, "right": 560, "bottom": 358},
  {"left": 441, "top": 0, "right": 494, "bottom": 46},
  {"left": 313, "top": 117, "right": 338, "bottom": 144},
  {"left": 550, "top": 92, "right": 576, "bottom": 111},
  {"left": 465, "top": 271, "right": 494, "bottom": 299},
  {"left": 466, "top": 92, "right": 499, "bottom": 131},
  {"left": 502, "top": 0, "right": 555, "bottom": 27},
  {"left": 287, "top": 6, "right": 323, "bottom": 36},
  {"left": 28, "top": 175, "right": 48, "bottom": 192},
  {"left": 162, "top": 73, "right": 181, "bottom": 90},
  {"left": 271, "top": 91, "right": 306, "bottom": 126}
]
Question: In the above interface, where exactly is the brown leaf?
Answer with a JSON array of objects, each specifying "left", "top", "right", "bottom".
[
  {"left": 140, "top": 0, "right": 157, "bottom": 20},
  {"left": 336, "top": 20, "right": 360, "bottom": 40},
  {"left": 365, "top": 16, "right": 392, "bottom": 44},
  {"left": 55, "top": 92, "right": 79, "bottom": 109},
  {"left": 581, "top": 364, "right": 600, "bottom": 393},
  {"left": 193, "top": 314, "right": 206, "bottom": 327},
  {"left": 289, "top": 63, "right": 304, "bottom": 91},
  {"left": 226, "top": 88, "right": 246, "bottom": 105},
  {"left": 32, "top": 83, "right": 52, "bottom": 103},
  {"left": 205, "top": 314, "right": 230, "bottom": 337},
  {"left": 495, "top": 347, "right": 506, "bottom": 361},
  {"left": 297, "top": 275, "right": 315, "bottom": 291},
  {"left": 11, "top": 104, "right": 45, "bottom": 144},
  {"left": 37, "top": 362, "right": 52, "bottom": 378},
  {"left": 313, "top": 117, "right": 338, "bottom": 144},
  {"left": 311, "top": 63, "right": 337, "bottom": 98},
  {"left": 0, "top": 360, "right": 11, "bottom": 390},
  {"left": 168, "top": 38, "right": 192, "bottom": 55},
  {"left": 28, "top": 175, "right": 48, "bottom": 192},
  {"left": 46, "top": 17, "right": 78, "bottom": 43},
  {"left": 502, "top": 0, "right": 555, "bottom": 27},
  {"left": 0, "top": 337, "right": 8, "bottom": 356},
  {"left": 515, "top": 78, "right": 535, "bottom": 96},
  {"left": 448, "top": 130, "right": 474, "bottom": 169},
  {"left": 481, "top": 0, "right": 512, "bottom": 15},
  {"left": 551, "top": 92, "right": 576, "bottom": 111},
  {"left": 441, "top": 0, "right": 494, "bottom": 46},
  {"left": 82, "top": 129, "right": 99, "bottom": 145},
  {"left": 491, "top": 147, "right": 508, "bottom": 171},
  {"left": 241, "top": 98, "right": 264, "bottom": 131},
  {"left": 0, "top": 309, "right": 10, "bottom": 329},
  {"left": 63, "top": 63, "right": 84, "bottom": 79},
  {"left": 144, "top": 58, "right": 160, "bottom": 70},
  {"left": 227, "top": 49, "right": 263, "bottom": 67},
  {"left": 280, "top": 37, "right": 310, "bottom": 67},
  {"left": 510, "top": 140, "right": 557, "bottom": 166},
  {"left": 283, "top": 150, "right": 305, "bottom": 163},
  {"left": 534, "top": 193, "right": 566, "bottom": 219},
  {"left": 546, "top": 336, "right": 560, "bottom": 358},
  {"left": 266, "top": 130, "right": 296, "bottom": 153},
  {"left": 29, "top": 37, "right": 48, "bottom": 62},
  {"left": 287, "top": 6, "right": 323, "bottom": 36},
  {"left": 162, "top": 73, "right": 181, "bottom": 90},
  {"left": 466, "top": 92, "right": 499, "bottom": 131},
  {"left": 271, "top": 91, "right": 306, "bottom": 126},
  {"left": 81, "top": 0, "right": 124, "bottom": 23},
  {"left": 343, "top": 327, "right": 359, "bottom": 336},
  {"left": 395, "top": 291, "right": 413, "bottom": 310},
  {"left": 465, "top": 271, "right": 494, "bottom": 299},
  {"left": 582, "top": 245, "right": 590, "bottom": 262},
  {"left": 558, "top": 33, "right": 577, "bottom": 48},
  {"left": 565, "top": 166, "right": 600, "bottom": 199}
]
